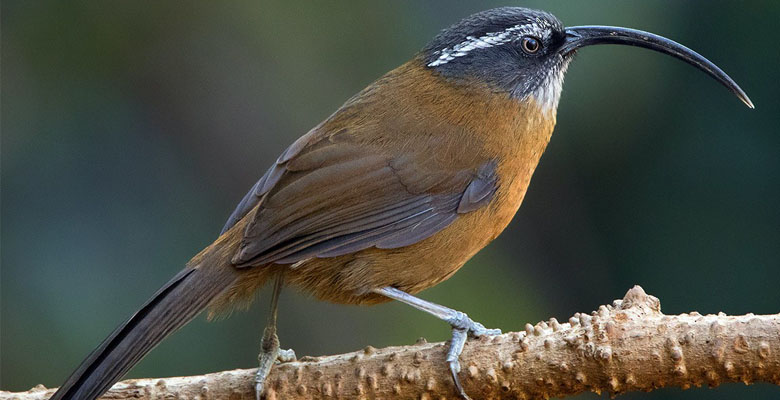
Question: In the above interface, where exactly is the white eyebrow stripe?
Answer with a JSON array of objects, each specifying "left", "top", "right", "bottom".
[{"left": 428, "top": 21, "right": 552, "bottom": 67}]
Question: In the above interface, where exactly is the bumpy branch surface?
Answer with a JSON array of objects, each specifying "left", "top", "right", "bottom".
[{"left": 5, "top": 286, "right": 780, "bottom": 400}]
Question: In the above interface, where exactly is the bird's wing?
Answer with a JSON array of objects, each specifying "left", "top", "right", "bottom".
[
  {"left": 220, "top": 129, "right": 319, "bottom": 236},
  {"left": 223, "top": 129, "right": 498, "bottom": 267}
]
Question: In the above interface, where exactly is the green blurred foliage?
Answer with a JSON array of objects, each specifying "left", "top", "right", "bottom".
[{"left": 2, "top": 1, "right": 779, "bottom": 398}]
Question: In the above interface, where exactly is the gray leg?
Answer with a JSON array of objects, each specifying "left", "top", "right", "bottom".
[
  {"left": 254, "top": 272, "right": 296, "bottom": 399},
  {"left": 372, "top": 287, "right": 501, "bottom": 400}
]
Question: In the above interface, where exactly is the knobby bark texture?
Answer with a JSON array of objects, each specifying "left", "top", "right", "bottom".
[{"left": 5, "top": 286, "right": 780, "bottom": 400}]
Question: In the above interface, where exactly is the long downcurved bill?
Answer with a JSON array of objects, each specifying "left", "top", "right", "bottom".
[{"left": 562, "top": 25, "right": 753, "bottom": 108}]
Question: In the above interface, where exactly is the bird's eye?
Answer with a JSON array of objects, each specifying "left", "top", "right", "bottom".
[{"left": 520, "top": 36, "right": 541, "bottom": 54}]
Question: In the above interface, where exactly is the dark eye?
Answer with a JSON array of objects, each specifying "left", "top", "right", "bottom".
[{"left": 520, "top": 36, "right": 541, "bottom": 54}]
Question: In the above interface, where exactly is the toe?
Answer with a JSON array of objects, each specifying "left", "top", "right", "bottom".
[
  {"left": 468, "top": 321, "right": 501, "bottom": 337},
  {"left": 277, "top": 348, "right": 297, "bottom": 363}
]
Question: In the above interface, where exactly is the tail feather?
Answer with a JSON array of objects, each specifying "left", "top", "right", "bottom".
[{"left": 50, "top": 266, "right": 237, "bottom": 400}]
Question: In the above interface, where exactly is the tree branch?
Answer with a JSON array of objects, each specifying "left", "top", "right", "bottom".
[{"left": 5, "top": 286, "right": 780, "bottom": 399}]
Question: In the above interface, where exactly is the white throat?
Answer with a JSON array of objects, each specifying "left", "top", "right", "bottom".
[{"left": 530, "top": 57, "right": 571, "bottom": 115}]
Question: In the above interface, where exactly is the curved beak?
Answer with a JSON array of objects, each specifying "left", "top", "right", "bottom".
[{"left": 562, "top": 25, "right": 753, "bottom": 108}]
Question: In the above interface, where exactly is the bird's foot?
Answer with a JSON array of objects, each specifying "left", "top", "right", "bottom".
[
  {"left": 369, "top": 287, "right": 501, "bottom": 399},
  {"left": 255, "top": 328, "right": 282, "bottom": 400},
  {"left": 445, "top": 312, "right": 501, "bottom": 400},
  {"left": 254, "top": 337, "right": 297, "bottom": 398},
  {"left": 254, "top": 347, "right": 296, "bottom": 399}
]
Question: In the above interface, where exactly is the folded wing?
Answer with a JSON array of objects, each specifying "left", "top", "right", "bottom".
[{"left": 223, "top": 131, "right": 498, "bottom": 267}]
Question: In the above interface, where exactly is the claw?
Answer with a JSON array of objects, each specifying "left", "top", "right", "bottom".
[
  {"left": 254, "top": 381, "right": 264, "bottom": 400},
  {"left": 449, "top": 359, "right": 472, "bottom": 400}
]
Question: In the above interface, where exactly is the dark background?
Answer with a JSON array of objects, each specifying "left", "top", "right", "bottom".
[{"left": 2, "top": 1, "right": 779, "bottom": 399}]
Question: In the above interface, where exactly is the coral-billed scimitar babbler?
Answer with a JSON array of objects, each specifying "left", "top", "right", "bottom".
[{"left": 51, "top": 7, "right": 752, "bottom": 400}]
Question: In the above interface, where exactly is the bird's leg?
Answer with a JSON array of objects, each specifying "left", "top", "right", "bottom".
[
  {"left": 373, "top": 286, "right": 501, "bottom": 400},
  {"left": 255, "top": 271, "right": 296, "bottom": 400}
]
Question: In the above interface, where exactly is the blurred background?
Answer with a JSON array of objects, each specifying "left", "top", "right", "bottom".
[{"left": 2, "top": 1, "right": 779, "bottom": 398}]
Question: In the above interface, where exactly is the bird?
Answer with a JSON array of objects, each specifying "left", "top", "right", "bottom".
[{"left": 50, "top": 6, "right": 752, "bottom": 400}]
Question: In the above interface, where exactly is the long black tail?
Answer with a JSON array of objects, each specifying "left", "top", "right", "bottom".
[{"left": 50, "top": 265, "right": 237, "bottom": 400}]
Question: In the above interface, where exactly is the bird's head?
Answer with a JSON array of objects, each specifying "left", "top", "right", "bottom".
[{"left": 423, "top": 7, "right": 752, "bottom": 113}]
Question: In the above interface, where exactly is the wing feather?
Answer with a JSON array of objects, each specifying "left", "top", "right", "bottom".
[{"left": 223, "top": 133, "right": 499, "bottom": 267}]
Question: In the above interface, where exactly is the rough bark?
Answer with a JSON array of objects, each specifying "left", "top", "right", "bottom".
[{"left": 4, "top": 286, "right": 780, "bottom": 399}]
